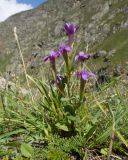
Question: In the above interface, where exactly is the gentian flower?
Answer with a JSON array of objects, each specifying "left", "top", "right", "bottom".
[
  {"left": 43, "top": 51, "right": 58, "bottom": 74},
  {"left": 75, "top": 51, "right": 91, "bottom": 62},
  {"left": 64, "top": 23, "right": 78, "bottom": 35},
  {"left": 57, "top": 43, "right": 72, "bottom": 71},
  {"left": 43, "top": 51, "right": 57, "bottom": 62},
  {"left": 57, "top": 43, "right": 72, "bottom": 56},
  {"left": 64, "top": 22, "right": 78, "bottom": 46},
  {"left": 77, "top": 70, "right": 96, "bottom": 80},
  {"left": 77, "top": 69, "right": 96, "bottom": 100}
]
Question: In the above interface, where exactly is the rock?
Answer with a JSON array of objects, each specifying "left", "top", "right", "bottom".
[
  {"left": 54, "top": 21, "right": 63, "bottom": 36},
  {"left": 103, "top": 49, "right": 116, "bottom": 63},
  {"left": 93, "top": 52, "right": 100, "bottom": 59},
  {"left": 0, "top": 77, "right": 15, "bottom": 90},
  {"left": 103, "top": 57, "right": 110, "bottom": 63},
  {"left": 0, "top": 0, "right": 127, "bottom": 77},
  {"left": 103, "top": 24, "right": 110, "bottom": 34},
  {"left": 108, "top": 49, "right": 116, "bottom": 57},
  {"left": 96, "top": 67, "right": 110, "bottom": 88},
  {"left": 19, "top": 88, "right": 29, "bottom": 95},
  {"left": 121, "top": 19, "right": 128, "bottom": 29},
  {"left": 92, "top": 2, "right": 109, "bottom": 21},
  {"left": 113, "top": 65, "right": 122, "bottom": 77},
  {"left": 98, "top": 50, "right": 107, "bottom": 57},
  {"left": 93, "top": 50, "right": 107, "bottom": 59},
  {"left": 0, "top": 76, "right": 29, "bottom": 96}
]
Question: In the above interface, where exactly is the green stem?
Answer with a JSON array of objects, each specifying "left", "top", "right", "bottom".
[
  {"left": 80, "top": 78, "right": 86, "bottom": 101},
  {"left": 67, "top": 75, "right": 70, "bottom": 97},
  {"left": 63, "top": 53, "right": 70, "bottom": 97},
  {"left": 51, "top": 62, "right": 56, "bottom": 82},
  {"left": 107, "top": 106, "right": 115, "bottom": 160}
]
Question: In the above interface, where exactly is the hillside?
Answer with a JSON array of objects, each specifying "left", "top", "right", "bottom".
[{"left": 0, "top": 0, "right": 128, "bottom": 78}]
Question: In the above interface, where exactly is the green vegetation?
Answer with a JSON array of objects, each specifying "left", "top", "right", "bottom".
[
  {"left": 0, "top": 22, "right": 128, "bottom": 160},
  {"left": 0, "top": 73, "right": 128, "bottom": 159},
  {"left": 91, "top": 29, "right": 128, "bottom": 64}
]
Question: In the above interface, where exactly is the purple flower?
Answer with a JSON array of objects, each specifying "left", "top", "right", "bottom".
[
  {"left": 75, "top": 51, "right": 91, "bottom": 62},
  {"left": 77, "top": 70, "right": 96, "bottom": 100},
  {"left": 56, "top": 75, "right": 65, "bottom": 84},
  {"left": 43, "top": 51, "right": 57, "bottom": 63},
  {"left": 49, "top": 75, "right": 65, "bottom": 85},
  {"left": 77, "top": 70, "right": 96, "bottom": 81},
  {"left": 43, "top": 51, "right": 58, "bottom": 73},
  {"left": 64, "top": 23, "right": 78, "bottom": 46},
  {"left": 57, "top": 43, "right": 72, "bottom": 71},
  {"left": 57, "top": 43, "right": 72, "bottom": 56},
  {"left": 64, "top": 23, "right": 78, "bottom": 35}
]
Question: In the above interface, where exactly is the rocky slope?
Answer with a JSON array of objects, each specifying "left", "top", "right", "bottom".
[{"left": 0, "top": 0, "right": 128, "bottom": 79}]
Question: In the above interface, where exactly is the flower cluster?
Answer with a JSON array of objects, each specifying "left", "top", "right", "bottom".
[{"left": 43, "top": 22, "right": 96, "bottom": 99}]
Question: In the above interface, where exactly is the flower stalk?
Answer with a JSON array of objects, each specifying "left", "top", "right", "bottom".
[
  {"left": 80, "top": 77, "right": 86, "bottom": 101},
  {"left": 14, "top": 27, "right": 34, "bottom": 104},
  {"left": 77, "top": 70, "right": 96, "bottom": 101}
]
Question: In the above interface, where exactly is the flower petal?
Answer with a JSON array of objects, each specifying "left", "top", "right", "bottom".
[
  {"left": 75, "top": 55, "right": 79, "bottom": 61},
  {"left": 64, "top": 46, "right": 72, "bottom": 52},
  {"left": 89, "top": 72, "right": 96, "bottom": 79},
  {"left": 82, "top": 72, "right": 88, "bottom": 80},
  {"left": 79, "top": 51, "right": 85, "bottom": 56},
  {"left": 43, "top": 55, "right": 49, "bottom": 62}
]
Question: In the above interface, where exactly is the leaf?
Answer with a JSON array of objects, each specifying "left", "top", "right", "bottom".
[
  {"left": 0, "top": 129, "right": 25, "bottom": 140},
  {"left": 55, "top": 123, "right": 69, "bottom": 131},
  {"left": 94, "top": 98, "right": 107, "bottom": 116},
  {"left": 67, "top": 115, "right": 77, "bottom": 121},
  {"left": 21, "top": 143, "right": 34, "bottom": 158},
  {"left": 85, "top": 125, "right": 96, "bottom": 140},
  {"left": 61, "top": 97, "right": 70, "bottom": 102},
  {"left": 2, "top": 156, "right": 9, "bottom": 160},
  {"left": 116, "top": 131, "right": 128, "bottom": 148},
  {"left": 100, "top": 148, "right": 108, "bottom": 155}
]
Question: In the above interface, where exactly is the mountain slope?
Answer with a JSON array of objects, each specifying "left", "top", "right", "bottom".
[{"left": 0, "top": 0, "right": 128, "bottom": 77}]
